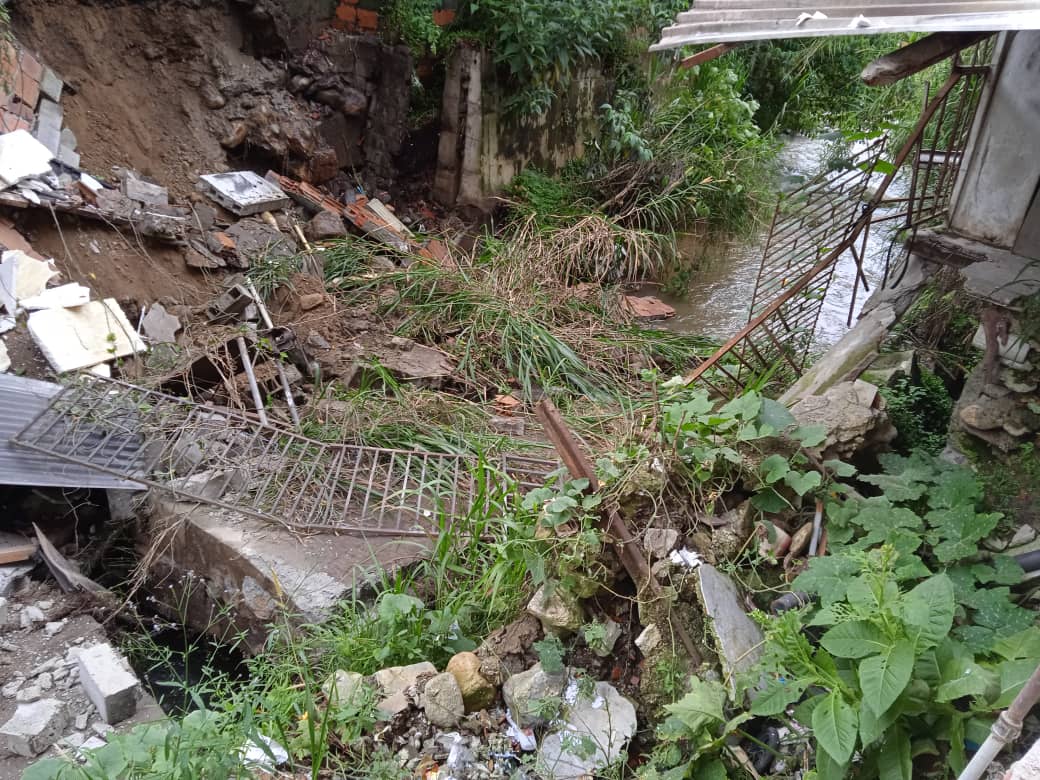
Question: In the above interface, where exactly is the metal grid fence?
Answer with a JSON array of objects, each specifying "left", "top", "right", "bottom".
[{"left": 13, "top": 376, "right": 557, "bottom": 536}]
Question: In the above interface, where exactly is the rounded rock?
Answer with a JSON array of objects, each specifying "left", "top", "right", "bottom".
[
  {"left": 446, "top": 652, "right": 496, "bottom": 712},
  {"left": 421, "top": 672, "right": 464, "bottom": 728}
]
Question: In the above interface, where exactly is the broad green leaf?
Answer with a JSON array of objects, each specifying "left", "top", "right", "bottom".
[
  {"left": 824, "top": 458, "right": 857, "bottom": 478},
  {"left": 719, "top": 391, "right": 761, "bottom": 421},
  {"left": 959, "top": 587, "right": 1037, "bottom": 653},
  {"left": 758, "top": 397, "right": 797, "bottom": 431},
  {"left": 377, "top": 592, "right": 423, "bottom": 620},
  {"left": 983, "top": 555, "right": 1025, "bottom": 585},
  {"left": 793, "top": 692, "right": 825, "bottom": 726},
  {"left": 859, "top": 639, "right": 914, "bottom": 716},
  {"left": 815, "top": 746, "right": 850, "bottom": 780},
  {"left": 793, "top": 555, "right": 861, "bottom": 607},
  {"left": 792, "top": 424, "right": 827, "bottom": 447},
  {"left": 751, "top": 487, "right": 790, "bottom": 513},
  {"left": 993, "top": 627, "right": 1040, "bottom": 661},
  {"left": 820, "top": 621, "right": 891, "bottom": 659},
  {"left": 786, "top": 470, "right": 822, "bottom": 497},
  {"left": 695, "top": 758, "right": 728, "bottom": 780},
  {"left": 877, "top": 726, "right": 912, "bottom": 780},
  {"left": 965, "top": 716, "right": 994, "bottom": 746},
  {"left": 859, "top": 472, "right": 928, "bottom": 502},
  {"left": 936, "top": 659, "right": 997, "bottom": 702},
  {"left": 750, "top": 677, "right": 810, "bottom": 716},
  {"left": 928, "top": 468, "right": 983, "bottom": 510},
  {"left": 812, "top": 691, "right": 858, "bottom": 764},
  {"left": 925, "top": 505, "right": 1001, "bottom": 563},
  {"left": 947, "top": 715, "right": 968, "bottom": 775},
  {"left": 901, "top": 574, "right": 955, "bottom": 650},
  {"left": 859, "top": 697, "right": 901, "bottom": 747},
  {"left": 994, "top": 659, "right": 1038, "bottom": 708},
  {"left": 760, "top": 453, "right": 791, "bottom": 485},
  {"left": 873, "top": 159, "right": 896, "bottom": 175},
  {"left": 664, "top": 676, "right": 726, "bottom": 734}
]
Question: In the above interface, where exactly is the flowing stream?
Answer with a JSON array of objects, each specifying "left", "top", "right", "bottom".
[{"left": 645, "top": 134, "right": 906, "bottom": 351}]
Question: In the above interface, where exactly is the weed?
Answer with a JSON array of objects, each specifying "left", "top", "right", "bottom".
[
  {"left": 247, "top": 249, "right": 302, "bottom": 299},
  {"left": 879, "top": 368, "right": 953, "bottom": 455}
]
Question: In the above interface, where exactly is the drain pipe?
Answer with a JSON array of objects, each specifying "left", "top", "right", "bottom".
[{"left": 957, "top": 660, "right": 1040, "bottom": 780}]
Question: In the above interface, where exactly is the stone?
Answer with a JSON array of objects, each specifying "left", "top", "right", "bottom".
[
  {"left": 527, "top": 585, "right": 584, "bottom": 636},
  {"left": 199, "top": 171, "right": 290, "bottom": 216},
  {"left": 421, "top": 672, "right": 465, "bottom": 727},
  {"left": 489, "top": 415, "right": 525, "bottom": 436},
  {"left": 861, "top": 349, "right": 917, "bottom": 387},
  {"left": 588, "top": 618, "right": 622, "bottom": 658},
  {"left": 36, "top": 673, "right": 52, "bottom": 691},
  {"left": 74, "top": 712, "right": 89, "bottom": 730},
  {"left": 34, "top": 98, "right": 63, "bottom": 155},
  {"left": 141, "top": 302, "right": 181, "bottom": 345},
  {"left": 1006, "top": 733, "right": 1040, "bottom": 779},
  {"left": 77, "top": 643, "right": 140, "bottom": 724},
  {"left": 972, "top": 325, "right": 1032, "bottom": 369},
  {"left": 322, "top": 670, "right": 368, "bottom": 707},
  {"left": 789, "top": 380, "right": 896, "bottom": 460},
  {"left": 622, "top": 295, "right": 676, "bottom": 322},
  {"left": 198, "top": 79, "right": 226, "bottom": 110},
  {"left": 635, "top": 623, "right": 662, "bottom": 655},
  {"left": 0, "top": 699, "right": 68, "bottom": 757},
  {"left": 121, "top": 176, "right": 169, "bottom": 206},
  {"left": 960, "top": 398, "right": 1016, "bottom": 431},
  {"left": 40, "top": 67, "right": 63, "bottom": 103},
  {"left": 0, "top": 563, "right": 34, "bottom": 597},
  {"left": 225, "top": 218, "right": 297, "bottom": 269},
  {"left": 0, "top": 596, "right": 6, "bottom": 627},
  {"left": 28, "top": 299, "right": 146, "bottom": 373},
  {"left": 502, "top": 663, "right": 568, "bottom": 728},
  {"left": 537, "top": 681, "right": 637, "bottom": 780},
  {"left": 1, "top": 678, "right": 22, "bottom": 698},
  {"left": 15, "top": 685, "right": 41, "bottom": 703},
  {"left": 307, "top": 331, "right": 331, "bottom": 350},
  {"left": 643, "top": 528, "right": 679, "bottom": 560},
  {"left": 446, "top": 652, "right": 496, "bottom": 712},
  {"left": 1009, "top": 525, "right": 1038, "bottom": 549},
  {"left": 373, "top": 662, "right": 436, "bottom": 718},
  {"left": 1002, "top": 368, "right": 1038, "bottom": 394},
  {"left": 298, "top": 293, "right": 325, "bottom": 311},
  {"left": 696, "top": 564, "right": 764, "bottom": 696},
  {"left": 20, "top": 605, "right": 44, "bottom": 629},
  {"left": 307, "top": 211, "right": 347, "bottom": 241}
]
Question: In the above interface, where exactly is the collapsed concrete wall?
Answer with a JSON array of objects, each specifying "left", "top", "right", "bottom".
[{"left": 434, "top": 44, "right": 610, "bottom": 208}]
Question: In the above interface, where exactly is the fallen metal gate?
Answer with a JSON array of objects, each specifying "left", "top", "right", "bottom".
[{"left": 13, "top": 376, "right": 558, "bottom": 536}]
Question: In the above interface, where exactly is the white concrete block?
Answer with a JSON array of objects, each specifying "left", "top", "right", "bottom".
[
  {"left": 0, "top": 130, "right": 54, "bottom": 188},
  {"left": 20, "top": 282, "right": 91, "bottom": 310},
  {"left": 0, "top": 250, "right": 59, "bottom": 316},
  {"left": 28, "top": 298, "right": 146, "bottom": 373},
  {"left": 0, "top": 698, "right": 68, "bottom": 756},
  {"left": 76, "top": 643, "right": 139, "bottom": 724},
  {"left": 199, "top": 171, "right": 290, "bottom": 216}
]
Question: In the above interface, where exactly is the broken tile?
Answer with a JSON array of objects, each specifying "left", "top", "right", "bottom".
[
  {"left": 199, "top": 171, "right": 290, "bottom": 216},
  {"left": 0, "top": 130, "right": 53, "bottom": 188},
  {"left": 28, "top": 298, "right": 146, "bottom": 373},
  {"left": 20, "top": 283, "right": 91, "bottom": 310},
  {"left": 141, "top": 302, "right": 181, "bottom": 344}
]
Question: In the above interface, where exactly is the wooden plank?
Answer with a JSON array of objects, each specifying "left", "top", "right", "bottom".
[
  {"left": 860, "top": 31, "right": 994, "bottom": 86},
  {"left": 680, "top": 42, "right": 739, "bottom": 69},
  {"left": 0, "top": 532, "right": 37, "bottom": 564}
]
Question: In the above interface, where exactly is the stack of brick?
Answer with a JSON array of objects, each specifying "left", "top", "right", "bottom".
[
  {"left": 331, "top": 0, "right": 454, "bottom": 34},
  {"left": 0, "top": 40, "right": 77, "bottom": 167}
]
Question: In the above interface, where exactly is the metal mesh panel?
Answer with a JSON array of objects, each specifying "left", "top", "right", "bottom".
[{"left": 13, "top": 376, "right": 557, "bottom": 536}]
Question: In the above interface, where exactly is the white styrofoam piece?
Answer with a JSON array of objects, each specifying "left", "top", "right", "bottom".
[
  {"left": 0, "top": 250, "right": 59, "bottom": 315},
  {"left": 0, "top": 339, "right": 8, "bottom": 372},
  {"left": 0, "top": 130, "right": 55, "bottom": 188},
  {"left": 20, "top": 283, "right": 91, "bottom": 310},
  {"left": 28, "top": 299, "right": 146, "bottom": 373},
  {"left": 0, "top": 316, "right": 14, "bottom": 334},
  {"left": 199, "top": 171, "right": 290, "bottom": 216}
]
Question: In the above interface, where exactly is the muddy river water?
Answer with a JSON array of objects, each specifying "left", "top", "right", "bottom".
[{"left": 645, "top": 135, "right": 906, "bottom": 351}]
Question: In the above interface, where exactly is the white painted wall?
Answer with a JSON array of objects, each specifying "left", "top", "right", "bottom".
[{"left": 949, "top": 31, "right": 1040, "bottom": 248}]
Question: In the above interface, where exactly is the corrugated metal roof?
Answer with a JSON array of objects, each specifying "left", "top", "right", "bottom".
[
  {"left": 0, "top": 373, "right": 137, "bottom": 489},
  {"left": 651, "top": 1, "right": 1040, "bottom": 50}
]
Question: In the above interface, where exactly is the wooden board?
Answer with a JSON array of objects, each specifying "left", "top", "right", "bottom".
[{"left": 0, "top": 531, "right": 37, "bottom": 564}]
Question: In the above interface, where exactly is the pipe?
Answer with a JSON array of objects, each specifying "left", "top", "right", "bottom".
[
  {"left": 808, "top": 499, "right": 824, "bottom": 557},
  {"left": 236, "top": 336, "right": 269, "bottom": 426},
  {"left": 244, "top": 278, "right": 301, "bottom": 429},
  {"left": 957, "top": 661, "right": 1040, "bottom": 780}
]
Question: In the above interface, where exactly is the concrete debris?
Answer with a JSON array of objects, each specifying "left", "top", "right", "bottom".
[
  {"left": 696, "top": 564, "right": 764, "bottom": 697},
  {"left": 306, "top": 210, "right": 347, "bottom": 240},
  {"left": 374, "top": 662, "right": 436, "bottom": 719},
  {"left": 635, "top": 623, "right": 662, "bottom": 655},
  {"left": 527, "top": 585, "right": 584, "bottom": 636},
  {"left": 789, "top": 379, "right": 896, "bottom": 460},
  {"left": 121, "top": 175, "right": 169, "bottom": 206},
  {"left": 28, "top": 298, "right": 146, "bottom": 373},
  {"left": 0, "top": 563, "right": 35, "bottom": 597},
  {"left": 960, "top": 397, "right": 1017, "bottom": 431},
  {"left": 39, "top": 67, "right": 63, "bottom": 103},
  {"left": 0, "top": 130, "right": 53, "bottom": 187},
  {"left": 34, "top": 98, "right": 63, "bottom": 156},
  {"left": 19, "top": 283, "right": 91, "bottom": 310},
  {"left": 20, "top": 605, "right": 46, "bottom": 629},
  {"left": 224, "top": 217, "right": 297, "bottom": 269},
  {"left": 861, "top": 349, "right": 917, "bottom": 387},
  {"left": 0, "top": 596, "right": 7, "bottom": 627},
  {"left": 420, "top": 672, "right": 465, "bottom": 728},
  {"left": 141, "top": 301, "right": 182, "bottom": 344},
  {"left": 322, "top": 670, "right": 368, "bottom": 706},
  {"left": 0, "top": 249, "right": 59, "bottom": 316},
  {"left": 199, "top": 171, "right": 291, "bottom": 216},
  {"left": 0, "top": 698, "right": 68, "bottom": 757},
  {"left": 206, "top": 282, "right": 254, "bottom": 323},
  {"left": 643, "top": 528, "right": 679, "bottom": 560},
  {"left": 502, "top": 663, "right": 567, "bottom": 728},
  {"left": 972, "top": 325, "right": 1033, "bottom": 369},
  {"left": 306, "top": 331, "right": 331, "bottom": 350},
  {"left": 77, "top": 642, "right": 140, "bottom": 724},
  {"left": 537, "top": 681, "right": 637, "bottom": 780},
  {"left": 445, "top": 651, "right": 496, "bottom": 712}
]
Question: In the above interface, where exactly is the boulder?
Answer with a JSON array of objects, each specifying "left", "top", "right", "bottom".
[
  {"left": 527, "top": 585, "right": 584, "bottom": 636},
  {"left": 421, "top": 672, "right": 465, "bottom": 728},
  {"left": 959, "top": 397, "right": 1017, "bottom": 431},
  {"left": 789, "top": 379, "right": 895, "bottom": 460},
  {"left": 537, "top": 682, "right": 637, "bottom": 780},
  {"left": 445, "top": 652, "right": 496, "bottom": 712},
  {"left": 502, "top": 663, "right": 567, "bottom": 728}
]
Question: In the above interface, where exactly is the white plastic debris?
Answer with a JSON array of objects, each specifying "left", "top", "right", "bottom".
[
  {"left": 669, "top": 548, "right": 704, "bottom": 569},
  {"left": 0, "top": 316, "right": 13, "bottom": 334},
  {"left": 505, "top": 710, "right": 537, "bottom": 751},
  {"left": 28, "top": 299, "right": 146, "bottom": 373},
  {"left": 849, "top": 14, "right": 871, "bottom": 27},
  {"left": 0, "top": 130, "right": 54, "bottom": 188},
  {"left": 795, "top": 10, "right": 827, "bottom": 25},
  {"left": 20, "top": 283, "right": 91, "bottom": 310},
  {"left": 240, "top": 734, "right": 288, "bottom": 771}
]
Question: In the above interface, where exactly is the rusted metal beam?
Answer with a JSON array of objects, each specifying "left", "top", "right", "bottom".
[
  {"left": 535, "top": 399, "right": 703, "bottom": 665},
  {"left": 680, "top": 43, "right": 739, "bottom": 69},
  {"left": 861, "top": 31, "right": 993, "bottom": 86}
]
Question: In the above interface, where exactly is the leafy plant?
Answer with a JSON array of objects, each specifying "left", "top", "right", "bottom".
[
  {"left": 384, "top": 0, "right": 444, "bottom": 55},
  {"left": 879, "top": 368, "right": 953, "bottom": 455}
]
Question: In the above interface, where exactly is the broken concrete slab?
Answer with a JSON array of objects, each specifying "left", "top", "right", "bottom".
[
  {"left": 0, "top": 249, "right": 58, "bottom": 315},
  {"left": 224, "top": 217, "right": 297, "bottom": 269},
  {"left": 19, "top": 283, "right": 91, "bottom": 310},
  {"left": 0, "top": 563, "right": 34, "bottom": 597},
  {"left": 141, "top": 302, "right": 181, "bottom": 344},
  {"left": 121, "top": 176, "right": 168, "bottom": 207},
  {"left": 0, "top": 130, "right": 53, "bottom": 187},
  {"left": 695, "top": 564, "right": 764, "bottom": 697},
  {"left": 33, "top": 98, "right": 63, "bottom": 156},
  {"left": 199, "top": 171, "right": 291, "bottom": 216},
  {"left": 39, "top": 67, "right": 62, "bottom": 103},
  {"left": 0, "top": 698, "right": 68, "bottom": 756},
  {"left": 77, "top": 643, "right": 139, "bottom": 724},
  {"left": 789, "top": 379, "right": 896, "bottom": 461},
  {"left": 28, "top": 298, "right": 147, "bottom": 373},
  {"left": 623, "top": 295, "right": 676, "bottom": 322},
  {"left": 537, "top": 681, "right": 637, "bottom": 780}
]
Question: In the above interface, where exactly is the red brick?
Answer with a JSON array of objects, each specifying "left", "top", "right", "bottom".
[
  {"left": 0, "top": 110, "right": 30, "bottom": 133},
  {"left": 4, "top": 98, "right": 34, "bottom": 121},
  {"left": 432, "top": 8, "right": 455, "bottom": 26},
  {"left": 356, "top": 8, "right": 379, "bottom": 30},
  {"left": 335, "top": 3, "right": 357, "bottom": 23},
  {"left": 17, "top": 50, "right": 43, "bottom": 83},
  {"left": 13, "top": 74, "right": 39, "bottom": 114}
]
